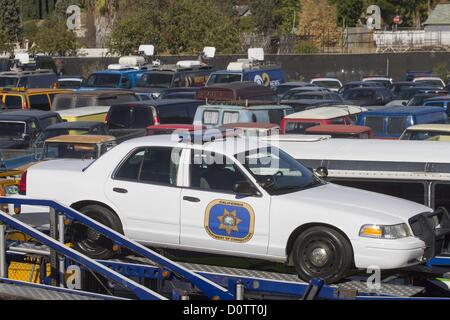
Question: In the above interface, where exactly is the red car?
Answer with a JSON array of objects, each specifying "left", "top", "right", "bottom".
[
  {"left": 280, "top": 106, "right": 366, "bottom": 134},
  {"left": 305, "top": 125, "right": 373, "bottom": 139}
]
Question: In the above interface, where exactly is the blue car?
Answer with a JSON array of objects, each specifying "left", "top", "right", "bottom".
[
  {"left": 84, "top": 66, "right": 146, "bottom": 90},
  {"left": 356, "top": 106, "right": 448, "bottom": 139}
]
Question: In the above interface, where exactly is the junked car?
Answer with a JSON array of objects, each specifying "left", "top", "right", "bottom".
[{"left": 19, "top": 132, "right": 450, "bottom": 283}]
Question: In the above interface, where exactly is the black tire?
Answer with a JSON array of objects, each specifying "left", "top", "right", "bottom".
[
  {"left": 292, "top": 226, "right": 353, "bottom": 284},
  {"left": 71, "top": 205, "right": 123, "bottom": 260}
]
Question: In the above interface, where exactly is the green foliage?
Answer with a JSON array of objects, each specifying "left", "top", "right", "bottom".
[
  {"left": 433, "top": 63, "right": 450, "bottom": 84},
  {"left": 293, "top": 40, "right": 320, "bottom": 54},
  {"left": 0, "top": 0, "right": 22, "bottom": 42},
  {"left": 108, "top": 0, "right": 242, "bottom": 55},
  {"left": 0, "top": 27, "right": 14, "bottom": 54},
  {"left": 249, "top": 0, "right": 300, "bottom": 35},
  {"left": 329, "top": 0, "right": 363, "bottom": 27},
  {"left": 28, "top": 17, "right": 81, "bottom": 56}
]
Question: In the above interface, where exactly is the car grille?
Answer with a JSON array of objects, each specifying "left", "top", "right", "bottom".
[{"left": 409, "top": 208, "right": 450, "bottom": 259}]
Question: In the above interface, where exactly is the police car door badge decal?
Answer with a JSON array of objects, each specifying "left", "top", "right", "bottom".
[{"left": 204, "top": 199, "right": 255, "bottom": 243}]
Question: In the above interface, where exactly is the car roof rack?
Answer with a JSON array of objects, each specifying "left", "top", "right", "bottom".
[
  {"left": 178, "top": 129, "right": 239, "bottom": 145},
  {"left": 203, "top": 99, "right": 281, "bottom": 107}
]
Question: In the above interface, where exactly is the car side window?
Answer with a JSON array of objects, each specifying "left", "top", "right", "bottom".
[
  {"left": 115, "top": 147, "right": 180, "bottom": 186},
  {"left": 29, "top": 94, "right": 51, "bottom": 111},
  {"left": 190, "top": 150, "right": 249, "bottom": 193}
]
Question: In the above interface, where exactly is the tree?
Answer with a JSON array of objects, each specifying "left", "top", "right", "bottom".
[
  {"left": 28, "top": 17, "right": 81, "bottom": 56},
  {"left": 108, "top": 0, "right": 242, "bottom": 55},
  {"left": 299, "top": 0, "right": 339, "bottom": 47},
  {"left": 0, "top": 27, "right": 14, "bottom": 54},
  {"left": 0, "top": 0, "right": 22, "bottom": 43},
  {"left": 329, "top": 0, "right": 363, "bottom": 27},
  {"left": 249, "top": 0, "right": 301, "bottom": 35}
]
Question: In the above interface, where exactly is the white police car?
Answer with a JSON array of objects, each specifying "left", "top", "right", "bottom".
[{"left": 20, "top": 133, "right": 438, "bottom": 283}]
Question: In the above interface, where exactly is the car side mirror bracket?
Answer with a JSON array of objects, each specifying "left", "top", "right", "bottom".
[{"left": 233, "top": 181, "right": 261, "bottom": 197}]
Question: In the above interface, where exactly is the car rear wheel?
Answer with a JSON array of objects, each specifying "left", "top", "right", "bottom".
[
  {"left": 292, "top": 226, "right": 353, "bottom": 284},
  {"left": 71, "top": 205, "right": 123, "bottom": 260}
]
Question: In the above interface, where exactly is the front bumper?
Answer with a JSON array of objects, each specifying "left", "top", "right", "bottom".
[
  {"left": 353, "top": 237, "right": 426, "bottom": 269},
  {"left": 409, "top": 208, "right": 450, "bottom": 260}
]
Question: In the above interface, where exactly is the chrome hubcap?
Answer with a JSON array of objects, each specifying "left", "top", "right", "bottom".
[{"left": 310, "top": 247, "right": 329, "bottom": 267}]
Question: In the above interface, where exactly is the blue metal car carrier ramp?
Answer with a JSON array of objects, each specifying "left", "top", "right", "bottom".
[{"left": 0, "top": 197, "right": 233, "bottom": 300}]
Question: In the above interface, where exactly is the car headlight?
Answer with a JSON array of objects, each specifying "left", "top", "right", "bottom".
[{"left": 359, "top": 223, "right": 411, "bottom": 239}]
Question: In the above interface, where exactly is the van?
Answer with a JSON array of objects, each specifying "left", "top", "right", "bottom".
[
  {"left": 194, "top": 103, "right": 292, "bottom": 128},
  {"left": 51, "top": 90, "right": 139, "bottom": 111},
  {"left": 135, "top": 62, "right": 213, "bottom": 98},
  {"left": 107, "top": 99, "right": 203, "bottom": 129},
  {"left": 85, "top": 67, "right": 146, "bottom": 90},
  {"left": 206, "top": 49, "right": 284, "bottom": 88},
  {"left": 280, "top": 106, "right": 366, "bottom": 134},
  {"left": 0, "top": 70, "right": 58, "bottom": 89},
  {"left": 356, "top": 106, "right": 448, "bottom": 139},
  {"left": 0, "top": 88, "right": 73, "bottom": 111}
]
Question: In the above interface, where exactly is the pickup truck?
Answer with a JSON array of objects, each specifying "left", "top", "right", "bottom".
[{"left": 20, "top": 133, "right": 440, "bottom": 283}]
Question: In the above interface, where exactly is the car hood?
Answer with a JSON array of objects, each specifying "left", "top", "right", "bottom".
[{"left": 276, "top": 183, "right": 431, "bottom": 223}]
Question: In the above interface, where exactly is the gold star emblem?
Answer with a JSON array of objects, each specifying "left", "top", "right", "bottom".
[{"left": 218, "top": 209, "right": 242, "bottom": 236}]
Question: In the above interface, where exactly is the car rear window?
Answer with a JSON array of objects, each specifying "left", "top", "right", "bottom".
[
  {"left": 157, "top": 104, "right": 193, "bottom": 124},
  {"left": 364, "top": 116, "right": 384, "bottom": 135},
  {"left": 285, "top": 121, "right": 319, "bottom": 134},
  {"left": 387, "top": 116, "right": 408, "bottom": 135},
  {"left": 29, "top": 94, "right": 50, "bottom": 111},
  {"left": 108, "top": 107, "right": 131, "bottom": 129}
]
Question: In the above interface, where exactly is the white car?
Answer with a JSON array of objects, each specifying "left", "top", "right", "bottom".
[
  {"left": 412, "top": 77, "right": 446, "bottom": 88},
  {"left": 20, "top": 133, "right": 433, "bottom": 283},
  {"left": 310, "top": 78, "right": 343, "bottom": 92}
]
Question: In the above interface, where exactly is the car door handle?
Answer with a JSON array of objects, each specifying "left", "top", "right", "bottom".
[
  {"left": 183, "top": 196, "right": 200, "bottom": 203},
  {"left": 113, "top": 188, "right": 128, "bottom": 194}
]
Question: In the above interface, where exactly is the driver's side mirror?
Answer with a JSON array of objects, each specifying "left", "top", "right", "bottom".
[
  {"left": 314, "top": 167, "right": 328, "bottom": 178},
  {"left": 233, "top": 181, "right": 260, "bottom": 197}
]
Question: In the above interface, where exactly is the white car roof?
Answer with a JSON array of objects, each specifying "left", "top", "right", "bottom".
[
  {"left": 118, "top": 134, "right": 271, "bottom": 156},
  {"left": 413, "top": 77, "right": 443, "bottom": 81},
  {"left": 311, "top": 78, "right": 342, "bottom": 82},
  {"left": 277, "top": 138, "right": 450, "bottom": 164},
  {"left": 285, "top": 106, "right": 366, "bottom": 120}
]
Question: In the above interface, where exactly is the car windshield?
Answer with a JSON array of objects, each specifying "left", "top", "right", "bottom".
[
  {"left": 0, "top": 121, "right": 26, "bottom": 138},
  {"left": 275, "top": 85, "right": 297, "bottom": 96},
  {"left": 58, "top": 80, "right": 82, "bottom": 89},
  {"left": 207, "top": 73, "right": 242, "bottom": 86},
  {"left": 138, "top": 73, "right": 173, "bottom": 88},
  {"left": 313, "top": 81, "right": 341, "bottom": 89},
  {"left": 87, "top": 74, "right": 121, "bottom": 87},
  {"left": 236, "top": 147, "right": 324, "bottom": 195},
  {"left": 44, "top": 142, "right": 98, "bottom": 160},
  {"left": 0, "top": 77, "right": 19, "bottom": 87}
]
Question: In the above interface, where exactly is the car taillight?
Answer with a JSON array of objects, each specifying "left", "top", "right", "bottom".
[
  {"left": 105, "top": 113, "right": 109, "bottom": 124},
  {"left": 153, "top": 116, "right": 159, "bottom": 125},
  {"left": 19, "top": 171, "right": 27, "bottom": 195}
]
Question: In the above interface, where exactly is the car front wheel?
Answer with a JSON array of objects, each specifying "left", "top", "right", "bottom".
[{"left": 292, "top": 226, "right": 354, "bottom": 283}]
